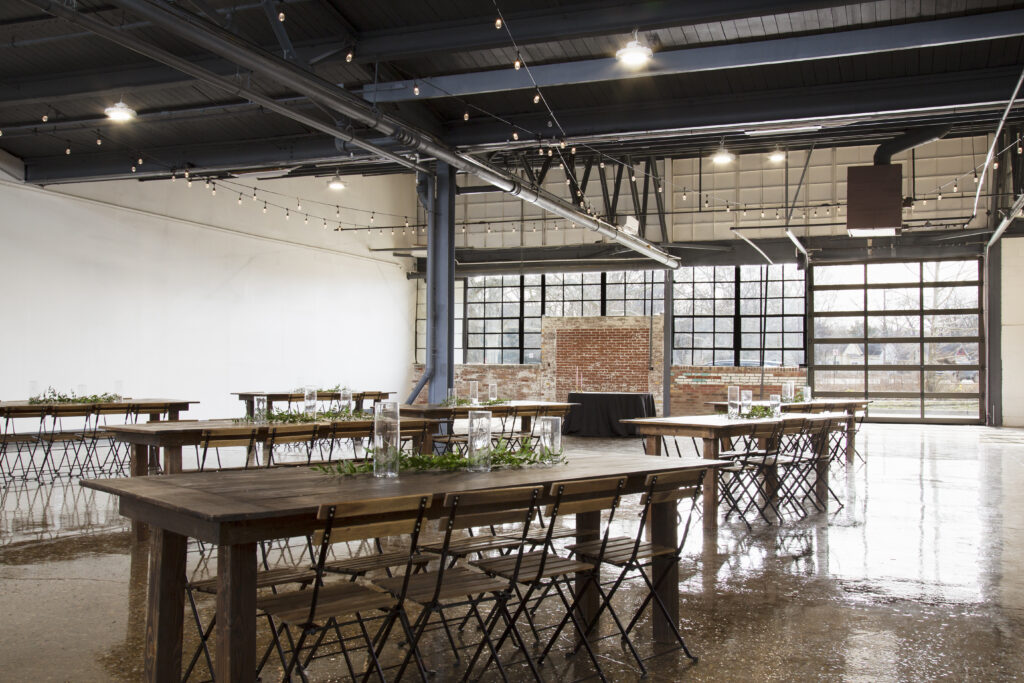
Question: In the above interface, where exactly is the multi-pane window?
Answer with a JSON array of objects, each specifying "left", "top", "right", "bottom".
[
  {"left": 672, "top": 265, "right": 806, "bottom": 367},
  {"left": 810, "top": 259, "right": 982, "bottom": 422},
  {"left": 465, "top": 275, "right": 523, "bottom": 364},
  {"left": 606, "top": 271, "right": 665, "bottom": 316},
  {"left": 544, "top": 273, "right": 602, "bottom": 316}
]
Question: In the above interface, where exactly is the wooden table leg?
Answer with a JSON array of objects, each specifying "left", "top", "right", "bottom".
[
  {"left": 845, "top": 414, "right": 856, "bottom": 464},
  {"left": 815, "top": 452, "right": 829, "bottom": 510},
  {"left": 574, "top": 511, "right": 601, "bottom": 633},
  {"left": 164, "top": 445, "right": 182, "bottom": 474},
  {"left": 215, "top": 543, "right": 257, "bottom": 683},
  {"left": 148, "top": 412, "right": 161, "bottom": 474},
  {"left": 650, "top": 498, "right": 678, "bottom": 643},
  {"left": 130, "top": 443, "right": 150, "bottom": 540},
  {"left": 642, "top": 435, "right": 662, "bottom": 456},
  {"left": 144, "top": 529, "right": 186, "bottom": 683},
  {"left": 702, "top": 439, "right": 719, "bottom": 533}
]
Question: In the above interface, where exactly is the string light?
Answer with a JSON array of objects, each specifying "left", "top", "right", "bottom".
[
  {"left": 725, "top": 202, "right": 730, "bottom": 213},
  {"left": 370, "top": 211, "right": 375, "bottom": 224},
  {"left": 130, "top": 165, "right": 136, "bottom": 173},
  {"left": 404, "top": 217, "right": 410, "bottom": 228},
  {"left": 335, "top": 206, "right": 340, "bottom": 219},
  {"left": 187, "top": 177, "right": 192, "bottom": 188},
  {"left": 512, "top": 129, "right": 519, "bottom": 141},
  {"left": 252, "top": 187, "right": 257, "bottom": 201},
  {"left": 495, "top": 17, "right": 502, "bottom": 29},
  {"left": 993, "top": 159, "right": 999, "bottom": 170},
  {"left": 278, "top": 11, "right": 285, "bottom": 21},
  {"left": 973, "top": 170, "right": 978, "bottom": 184},
  {"left": 464, "top": 111, "right": 469, "bottom": 121},
  {"left": 514, "top": 56, "right": 521, "bottom": 70},
  {"left": 413, "top": 84, "right": 420, "bottom": 96},
  {"left": 304, "top": 214, "right": 308, "bottom": 225},
  {"left": 137, "top": 157, "right": 143, "bottom": 165},
  {"left": 210, "top": 183, "right": 216, "bottom": 196},
  {"left": 953, "top": 179, "right": 958, "bottom": 193},
  {"left": 599, "top": 161, "right": 605, "bottom": 169},
  {"left": 297, "top": 198, "right": 302, "bottom": 210},
  {"left": 571, "top": 147, "right": 576, "bottom": 155},
  {"left": 285, "top": 209, "right": 290, "bottom": 220},
  {"left": 96, "top": 136, "right": 102, "bottom": 146},
  {"left": 1018, "top": 137, "right": 1022, "bottom": 154},
  {"left": 204, "top": 178, "right": 210, "bottom": 189},
  {"left": 559, "top": 140, "right": 566, "bottom": 149},
  {"left": 41, "top": 114, "right": 48, "bottom": 122},
  {"left": 704, "top": 195, "right": 709, "bottom": 208},
  {"left": 760, "top": 209, "right": 765, "bottom": 218},
  {"left": 65, "top": 146, "right": 70, "bottom": 155},
  {"left": 237, "top": 194, "right": 242, "bottom": 205},
  {"left": 533, "top": 93, "right": 541, "bottom": 104},
  {"left": 345, "top": 51, "right": 353, "bottom": 63},
  {"left": 263, "top": 202, "right": 267, "bottom": 214},
  {"left": 775, "top": 209, "right": 780, "bottom": 219},
  {"left": 171, "top": 172, "right": 176, "bottom": 182},
  {"left": 323, "top": 218, "right": 328, "bottom": 229},
  {"left": 682, "top": 187, "right": 687, "bottom": 200}
]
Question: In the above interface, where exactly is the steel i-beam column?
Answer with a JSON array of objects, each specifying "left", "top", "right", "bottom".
[{"left": 426, "top": 161, "right": 456, "bottom": 404}]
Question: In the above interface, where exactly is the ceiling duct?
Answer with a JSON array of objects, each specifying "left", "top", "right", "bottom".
[
  {"left": 76, "top": 0, "right": 679, "bottom": 269},
  {"left": 847, "top": 125, "right": 952, "bottom": 236}
]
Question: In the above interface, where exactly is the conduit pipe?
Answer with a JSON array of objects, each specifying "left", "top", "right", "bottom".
[
  {"left": 104, "top": 0, "right": 680, "bottom": 268},
  {"left": 22, "top": 0, "right": 429, "bottom": 175}
]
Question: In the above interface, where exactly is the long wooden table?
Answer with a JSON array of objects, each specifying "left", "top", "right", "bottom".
[
  {"left": 234, "top": 390, "right": 392, "bottom": 416},
  {"left": 82, "top": 453, "right": 725, "bottom": 682},
  {"left": 0, "top": 398, "right": 196, "bottom": 421},
  {"left": 621, "top": 412, "right": 844, "bottom": 532},
  {"left": 102, "top": 416, "right": 435, "bottom": 477},
  {"left": 401, "top": 400, "right": 575, "bottom": 431},
  {"left": 705, "top": 398, "right": 868, "bottom": 462}
]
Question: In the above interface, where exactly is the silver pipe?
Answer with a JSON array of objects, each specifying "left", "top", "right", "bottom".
[
  {"left": 21, "top": 0, "right": 429, "bottom": 175},
  {"left": 987, "top": 192, "right": 1024, "bottom": 249},
  {"left": 107, "top": 0, "right": 680, "bottom": 268},
  {"left": 973, "top": 64, "right": 1024, "bottom": 219}
]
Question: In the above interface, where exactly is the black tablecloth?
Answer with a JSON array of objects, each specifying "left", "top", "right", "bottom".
[{"left": 562, "top": 392, "right": 656, "bottom": 437}]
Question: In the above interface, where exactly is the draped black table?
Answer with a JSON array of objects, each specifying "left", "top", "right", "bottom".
[{"left": 563, "top": 391, "right": 656, "bottom": 437}]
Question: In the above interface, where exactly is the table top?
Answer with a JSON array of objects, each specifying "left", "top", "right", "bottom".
[
  {"left": 234, "top": 390, "right": 392, "bottom": 401},
  {"left": 403, "top": 400, "right": 574, "bottom": 415},
  {"left": 705, "top": 399, "right": 870, "bottom": 410},
  {"left": 0, "top": 398, "right": 198, "bottom": 416},
  {"left": 81, "top": 453, "right": 727, "bottom": 531},
  {"left": 622, "top": 411, "right": 847, "bottom": 437},
  {"left": 568, "top": 391, "right": 653, "bottom": 396}
]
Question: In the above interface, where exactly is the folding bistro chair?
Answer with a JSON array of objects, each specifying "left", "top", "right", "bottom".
[
  {"left": 566, "top": 468, "right": 705, "bottom": 673},
  {"left": 195, "top": 426, "right": 260, "bottom": 471},
  {"left": 374, "top": 486, "right": 544, "bottom": 682},
  {"left": 717, "top": 421, "right": 787, "bottom": 527},
  {"left": 471, "top": 477, "right": 628, "bottom": 683},
  {"left": 259, "top": 493, "right": 431, "bottom": 682}
]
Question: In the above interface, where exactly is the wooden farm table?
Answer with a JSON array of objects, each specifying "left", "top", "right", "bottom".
[
  {"left": 82, "top": 453, "right": 725, "bottom": 682},
  {"left": 621, "top": 412, "right": 845, "bottom": 532},
  {"left": 0, "top": 398, "right": 196, "bottom": 421},
  {"left": 234, "top": 390, "right": 392, "bottom": 416},
  {"left": 705, "top": 398, "right": 869, "bottom": 462},
  {"left": 102, "top": 416, "right": 436, "bottom": 478},
  {"left": 401, "top": 400, "right": 575, "bottom": 431}
]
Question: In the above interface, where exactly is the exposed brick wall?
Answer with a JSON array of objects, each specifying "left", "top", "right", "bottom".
[
  {"left": 408, "top": 364, "right": 542, "bottom": 404},
  {"left": 409, "top": 315, "right": 804, "bottom": 417},
  {"left": 669, "top": 366, "right": 807, "bottom": 415}
]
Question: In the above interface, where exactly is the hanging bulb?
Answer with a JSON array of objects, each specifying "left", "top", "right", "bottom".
[
  {"left": 533, "top": 93, "right": 541, "bottom": 104},
  {"left": 760, "top": 209, "right": 765, "bottom": 218},
  {"left": 514, "top": 57, "right": 521, "bottom": 70},
  {"left": 725, "top": 202, "right": 730, "bottom": 213},
  {"left": 704, "top": 195, "right": 709, "bottom": 208},
  {"left": 495, "top": 17, "right": 502, "bottom": 29},
  {"left": 41, "top": 114, "right": 48, "bottom": 122},
  {"left": 825, "top": 207, "right": 830, "bottom": 215},
  {"left": 285, "top": 209, "right": 290, "bottom": 220},
  {"left": 742, "top": 208, "right": 747, "bottom": 216},
  {"left": 953, "top": 179, "right": 959, "bottom": 193},
  {"left": 775, "top": 209, "right": 780, "bottom": 219},
  {"left": 304, "top": 215, "right": 308, "bottom": 225},
  {"left": 512, "top": 129, "right": 519, "bottom": 141},
  {"left": 96, "top": 137, "right": 102, "bottom": 145},
  {"left": 378, "top": 227, "right": 382, "bottom": 235},
  {"left": 204, "top": 179, "right": 210, "bottom": 189},
  {"left": 137, "top": 157, "right": 143, "bottom": 165},
  {"left": 404, "top": 217, "right": 410, "bottom": 228},
  {"left": 464, "top": 111, "right": 469, "bottom": 121},
  {"left": 346, "top": 51, "right": 353, "bottom": 63},
  {"left": 171, "top": 172, "right": 176, "bottom": 183},
  {"left": 131, "top": 165, "right": 136, "bottom": 173},
  {"left": 631, "top": 173, "right": 636, "bottom": 182},
  {"left": 391, "top": 227, "right": 395, "bottom": 235},
  {"left": 187, "top": 178, "right": 192, "bottom": 188},
  {"left": 237, "top": 194, "right": 242, "bottom": 205},
  {"left": 973, "top": 170, "right": 978, "bottom": 183},
  {"left": 837, "top": 205, "right": 841, "bottom": 216},
  {"left": 559, "top": 140, "right": 566, "bottom": 149},
  {"left": 682, "top": 187, "right": 687, "bottom": 200},
  {"left": 539, "top": 148, "right": 545, "bottom": 157},
  {"left": 993, "top": 159, "right": 999, "bottom": 170},
  {"left": 252, "top": 187, "right": 257, "bottom": 201},
  {"left": 263, "top": 202, "right": 267, "bottom": 214},
  {"left": 370, "top": 212, "right": 375, "bottom": 224},
  {"left": 571, "top": 147, "right": 576, "bottom": 155},
  {"left": 184, "top": 170, "right": 190, "bottom": 180},
  {"left": 211, "top": 183, "right": 216, "bottom": 196},
  {"left": 599, "top": 161, "right": 605, "bottom": 169},
  {"left": 323, "top": 218, "right": 328, "bottom": 229},
  {"left": 921, "top": 198, "right": 926, "bottom": 206},
  {"left": 65, "top": 146, "right": 70, "bottom": 155},
  {"left": 413, "top": 84, "right": 420, "bottom": 96},
  {"left": 1017, "top": 137, "right": 1023, "bottom": 154},
  {"left": 297, "top": 198, "right": 302, "bottom": 210},
  {"left": 335, "top": 206, "right": 340, "bottom": 219},
  {"left": 278, "top": 11, "right": 285, "bottom": 21}
]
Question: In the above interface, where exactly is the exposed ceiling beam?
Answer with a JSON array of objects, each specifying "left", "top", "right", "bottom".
[
  {"left": 361, "top": 10, "right": 1024, "bottom": 103},
  {"left": 350, "top": 0, "right": 859, "bottom": 63},
  {"left": 444, "top": 67, "right": 1024, "bottom": 147}
]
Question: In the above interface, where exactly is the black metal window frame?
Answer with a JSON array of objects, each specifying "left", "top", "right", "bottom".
[
  {"left": 808, "top": 257, "right": 984, "bottom": 424},
  {"left": 461, "top": 271, "right": 665, "bottom": 364},
  {"left": 672, "top": 264, "right": 806, "bottom": 367}
]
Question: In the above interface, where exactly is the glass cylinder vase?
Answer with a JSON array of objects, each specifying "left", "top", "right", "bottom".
[
  {"left": 467, "top": 410, "right": 492, "bottom": 472},
  {"left": 536, "top": 416, "right": 562, "bottom": 464},
  {"left": 727, "top": 386, "right": 740, "bottom": 419},
  {"left": 373, "top": 401, "right": 400, "bottom": 478},
  {"left": 303, "top": 386, "right": 318, "bottom": 417}
]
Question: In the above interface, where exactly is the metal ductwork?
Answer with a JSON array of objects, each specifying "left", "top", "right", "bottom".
[
  {"left": 74, "top": 0, "right": 680, "bottom": 268},
  {"left": 873, "top": 125, "right": 952, "bottom": 165}
]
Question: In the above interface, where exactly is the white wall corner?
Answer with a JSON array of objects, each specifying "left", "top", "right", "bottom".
[{"left": 0, "top": 149, "right": 24, "bottom": 182}]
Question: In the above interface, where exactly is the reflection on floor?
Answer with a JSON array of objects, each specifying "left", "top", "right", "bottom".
[{"left": 1, "top": 424, "right": 1022, "bottom": 681}]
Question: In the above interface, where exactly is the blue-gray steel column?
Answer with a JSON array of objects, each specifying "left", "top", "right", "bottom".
[
  {"left": 427, "top": 161, "right": 456, "bottom": 404},
  {"left": 662, "top": 269, "right": 674, "bottom": 416}
]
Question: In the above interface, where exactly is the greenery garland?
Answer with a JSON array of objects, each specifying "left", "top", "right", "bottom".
[
  {"left": 439, "top": 396, "right": 509, "bottom": 407},
  {"left": 28, "top": 387, "right": 124, "bottom": 404},
  {"left": 237, "top": 406, "right": 374, "bottom": 424},
  {"left": 314, "top": 438, "right": 565, "bottom": 477},
  {"left": 741, "top": 405, "right": 775, "bottom": 419}
]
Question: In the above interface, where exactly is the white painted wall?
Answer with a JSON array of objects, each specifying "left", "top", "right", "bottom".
[
  {"left": 1001, "top": 236, "right": 1024, "bottom": 427},
  {"left": 0, "top": 173, "right": 417, "bottom": 419}
]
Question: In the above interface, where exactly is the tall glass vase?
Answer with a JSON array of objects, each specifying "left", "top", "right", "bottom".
[
  {"left": 536, "top": 416, "right": 562, "bottom": 465},
  {"left": 303, "top": 386, "right": 318, "bottom": 417},
  {"left": 467, "top": 410, "right": 492, "bottom": 472},
  {"left": 373, "top": 401, "right": 400, "bottom": 478}
]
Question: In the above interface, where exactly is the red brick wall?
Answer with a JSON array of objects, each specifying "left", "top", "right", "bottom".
[
  {"left": 408, "top": 364, "right": 542, "bottom": 404},
  {"left": 553, "top": 328, "right": 651, "bottom": 398},
  {"left": 669, "top": 366, "right": 808, "bottom": 415}
]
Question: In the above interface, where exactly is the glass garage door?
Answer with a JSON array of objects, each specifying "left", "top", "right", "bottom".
[{"left": 810, "top": 259, "right": 983, "bottom": 423}]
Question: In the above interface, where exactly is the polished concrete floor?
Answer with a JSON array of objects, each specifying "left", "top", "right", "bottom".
[{"left": 1, "top": 424, "right": 1023, "bottom": 681}]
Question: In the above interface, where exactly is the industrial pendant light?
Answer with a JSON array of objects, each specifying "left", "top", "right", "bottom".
[
  {"left": 328, "top": 172, "right": 346, "bottom": 191},
  {"left": 616, "top": 30, "right": 653, "bottom": 67},
  {"left": 104, "top": 100, "right": 137, "bottom": 122}
]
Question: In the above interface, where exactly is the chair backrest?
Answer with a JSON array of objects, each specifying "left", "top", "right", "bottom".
[
  {"left": 201, "top": 426, "right": 260, "bottom": 449},
  {"left": 540, "top": 476, "right": 625, "bottom": 575},
  {"left": 632, "top": 468, "right": 706, "bottom": 559},
  {"left": 309, "top": 493, "right": 430, "bottom": 621}
]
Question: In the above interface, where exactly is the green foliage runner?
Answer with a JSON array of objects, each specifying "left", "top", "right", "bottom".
[{"left": 29, "top": 387, "right": 124, "bottom": 404}]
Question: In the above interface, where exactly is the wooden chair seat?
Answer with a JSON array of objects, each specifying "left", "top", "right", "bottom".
[
  {"left": 190, "top": 565, "right": 317, "bottom": 594},
  {"left": 472, "top": 549, "right": 594, "bottom": 582},
  {"left": 257, "top": 581, "right": 396, "bottom": 625},
  {"left": 567, "top": 537, "right": 676, "bottom": 566},
  {"left": 374, "top": 566, "right": 507, "bottom": 603},
  {"left": 1, "top": 433, "right": 37, "bottom": 444},
  {"left": 501, "top": 526, "right": 577, "bottom": 545},
  {"left": 324, "top": 551, "right": 430, "bottom": 576},
  {"left": 420, "top": 533, "right": 522, "bottom": 556}
]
